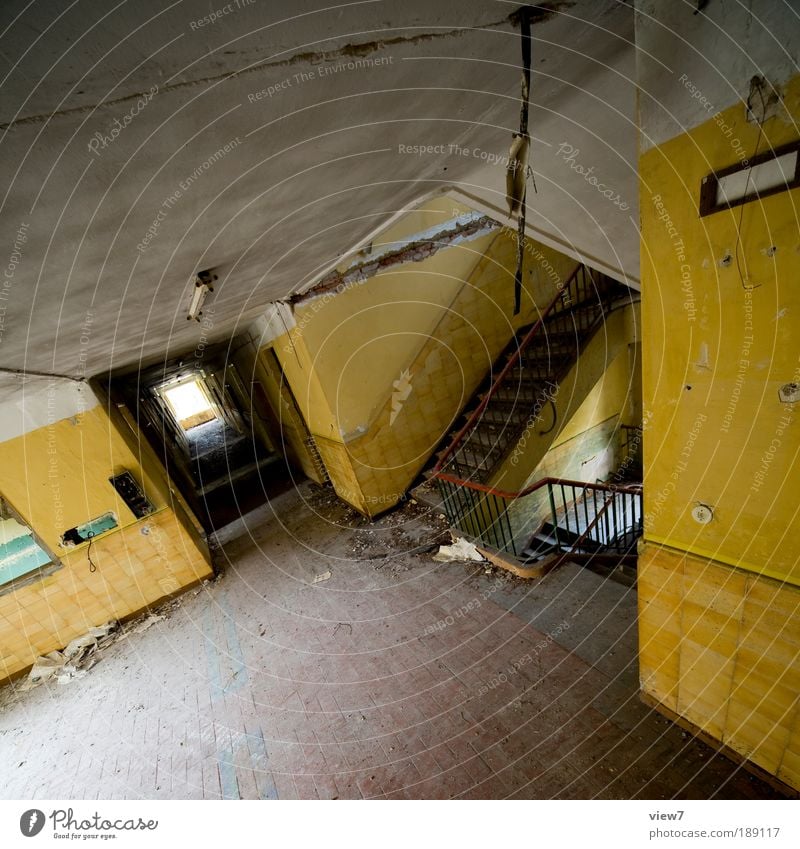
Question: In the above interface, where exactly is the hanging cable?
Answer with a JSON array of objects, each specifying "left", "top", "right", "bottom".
[
  {"left": 733, "top": 78, "right": 769, "bottom": 292},
  {"left": 508, "top": 6, "right": 536, "bottom": 315},
  {"left": 87, "top": 531, "right": 97, "bottom": 573}
]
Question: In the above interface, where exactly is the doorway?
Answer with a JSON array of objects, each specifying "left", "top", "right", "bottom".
[{"left": 110, "top": 345, "right": 290, "bottom": 534}]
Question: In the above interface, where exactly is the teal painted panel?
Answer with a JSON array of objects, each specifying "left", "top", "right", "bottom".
[
  {"left": 0, "top": 534, "right": 52, "bottom": 585},
  {"left": 77, "top": 512, "right": 118, "bottom": 538}
]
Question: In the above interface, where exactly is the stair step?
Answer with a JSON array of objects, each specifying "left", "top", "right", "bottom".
[
  {"left": 471, "top": 410, "right": 529, "bottom": 427},
  {"left": 456, "top": 443, "right": 506, "bottom": 467},
  {"left": 431, "top": 266, "right": 632, "bottom": 486},
  {"left": 522, "top": 532, "right": 560, "bottom": 558},
  {"left": 468, "top": 419, "right": 526, "bottom": 437},
  {"left": 521, "top": 543, "right": 558, "bottom": 562}
]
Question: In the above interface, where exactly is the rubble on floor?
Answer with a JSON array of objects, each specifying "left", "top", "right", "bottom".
[
  {"left": 13, "top": 583, "right": 215, "bottom": 694},
  {"left": 21, "top": 623, "right": 118, "bottom": 689},
  {"left": 432, "top": 535, "right": 486, "bottom": 563}
]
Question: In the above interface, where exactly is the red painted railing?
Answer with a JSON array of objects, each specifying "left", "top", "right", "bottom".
[
  {"left": 432, "top": 262, "right": 600, "bottom": 476},
  {"left": 432, "top": 472, "right": 641, "bottom": 500}
]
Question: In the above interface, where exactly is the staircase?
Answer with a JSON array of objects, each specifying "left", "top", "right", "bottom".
[
  {"left": 519, "top": 481, "right": 643, "bottom": 583},
  {"left": 433, "top": 264, "right": 632, "bottom": 483},
  {"left": 426, "top": 261, "right": 642, "bottom": 577},
  {"left": 433, "top": 474, "right": 643, "bottom": 581}
]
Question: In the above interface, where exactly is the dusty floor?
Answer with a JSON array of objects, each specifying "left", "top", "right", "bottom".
[{"left": 0, "top": 483, "right": 780, "bottom": 799}]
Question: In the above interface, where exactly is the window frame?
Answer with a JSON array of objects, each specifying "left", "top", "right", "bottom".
[
  {"left": 0, "top": 494, "right": 63, "bottom": 597},
  {"left": 699, "top": 139, "right": 800, "bottom": 217}
]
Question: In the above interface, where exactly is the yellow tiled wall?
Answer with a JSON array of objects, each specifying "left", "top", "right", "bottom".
[
  {"left": 0, "top": 402, "right": 212, "bottom": 682},
  {"left": 641, "top": 74, "right": 800, "bottom": 586},
  {"left": 0, "top": 507, "right": 211, "bottom": 680},
  {"left": 637, "top": 60, "right": 800, "bottom": 789},
  {"left": 267, "top": 214, "right": 578, "bottom": 516},
  {"left": 639, "top": 542, "right": 800, "bottom": 791}
]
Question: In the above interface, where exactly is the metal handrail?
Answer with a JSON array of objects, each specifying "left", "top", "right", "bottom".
[
  {"left": 432, "top": 471, "right": 642, "bottom": 500},
  {"left": 569, "top": 491, "right": 616, "bottom": 551},
  {"left": 432, "top": 262, "right": 588, "bottom": 474},
  {"left": 434, "top": 473, "right": 643, "bottom": 560}
]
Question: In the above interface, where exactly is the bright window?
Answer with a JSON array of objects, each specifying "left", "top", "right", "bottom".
[{"left": 162, "top": 379, "right": 217, "bottom": 430}]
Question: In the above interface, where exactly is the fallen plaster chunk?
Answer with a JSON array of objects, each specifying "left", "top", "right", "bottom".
[
  {"left": 22, "top": 652, "right": 64, "bottom": 688},
  {"left": 312, "top": 570, "right": 332, "bottom": 584},
  {"left": 432, "top": 537, "right": 485, "bottom": 563},
  {"left": 21, "top": 621, "right": 120, "bottom": 689}
]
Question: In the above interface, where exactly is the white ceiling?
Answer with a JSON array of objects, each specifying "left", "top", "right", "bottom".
[{"left": 0, "top": 0, "right": 639, "bottom": 380}]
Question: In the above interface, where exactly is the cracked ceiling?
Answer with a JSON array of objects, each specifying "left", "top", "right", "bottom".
[{"left": 0, "top": 0, "right": 638, "bottom": 382}]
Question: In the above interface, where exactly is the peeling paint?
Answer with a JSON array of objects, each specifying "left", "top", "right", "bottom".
[{"left": 291, "top": 214, "right": 500, "bottom": 303}]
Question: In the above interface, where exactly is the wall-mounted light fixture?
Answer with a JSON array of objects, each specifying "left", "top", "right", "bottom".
[{"left": 187, "top": 270, "right": 217, "bottom": 321}]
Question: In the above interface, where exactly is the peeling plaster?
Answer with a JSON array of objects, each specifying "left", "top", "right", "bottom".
[{"left": 290, "top": 213, "right": 500, "bottom": 304}]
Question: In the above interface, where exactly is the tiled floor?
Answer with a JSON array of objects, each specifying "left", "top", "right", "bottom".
[{"left": 0, "top": 483, "right": 780, "bottom": 799}]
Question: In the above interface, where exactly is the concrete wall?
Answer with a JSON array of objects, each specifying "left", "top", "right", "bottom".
[
  {"left": 636, "top": 1, "right": 800, "bottom": 790},
  {"left": 263, "top": 198, "right": 579, "bottom": 515},
  {"left": 0, "top": 380, "right": 212, "bottom": 682}
]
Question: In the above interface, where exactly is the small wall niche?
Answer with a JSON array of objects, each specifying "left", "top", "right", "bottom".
[
  {"left": 60, "top": 512, "right": 118, "bottom": 548},
  {"left": 109, "top": 471, "right": 155, "bottom": 519}
]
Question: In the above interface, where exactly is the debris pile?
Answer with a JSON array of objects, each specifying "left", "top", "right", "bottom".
[
  {"left": 432, "top": 536, "right": 486, "bottom": 564},
  {"left": 16, "top": 587, "right": 202, "bottom": 693},
  {"left": 21, "top": 622, "right": 118, "bottom": 689}
]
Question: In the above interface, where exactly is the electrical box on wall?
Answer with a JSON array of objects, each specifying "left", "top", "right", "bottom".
[
  {"left": 61, "top": 512, "right": 118, "bottom": 547},
  {"left": 109, "top": 471, "right": 155, "bottom": 519}
]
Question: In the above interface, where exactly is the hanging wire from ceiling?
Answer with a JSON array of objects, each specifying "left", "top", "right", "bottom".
[{"left": 507, "top": 6, "right": 538, "bottom": 315}]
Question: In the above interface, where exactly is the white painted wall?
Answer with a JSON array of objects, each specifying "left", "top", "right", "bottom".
[
  {"left": 636, "top": 0, "right": 800, "bottom": 149},
  {"left": 0, "top": 375, "right": 98, "bottom": 443}
]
